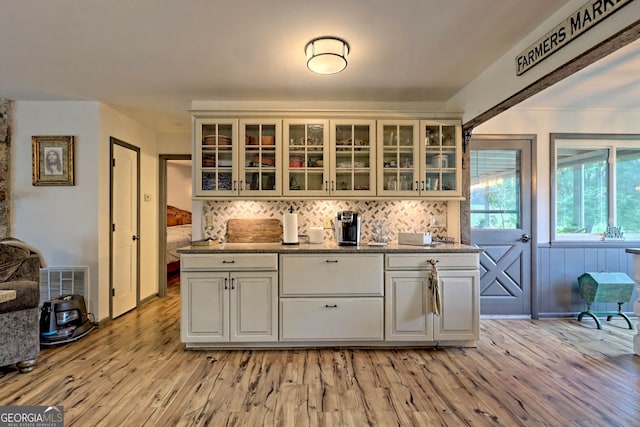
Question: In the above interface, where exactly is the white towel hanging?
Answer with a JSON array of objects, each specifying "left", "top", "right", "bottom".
[{"left": 428, "top": 259, "right": 442, "bottom": 316}]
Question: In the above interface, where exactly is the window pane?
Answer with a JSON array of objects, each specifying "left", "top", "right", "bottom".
[
  {"left": 556, "top": 148, "right": 608, "bottom": 239},
  {"left": 470, "top": 150, "right": 520, "bottom": 229},
  {"left": 616, "top": 148, "right": 640, "bottom": 238}
]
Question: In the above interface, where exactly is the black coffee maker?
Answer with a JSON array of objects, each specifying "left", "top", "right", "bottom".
[{"left": 335, "top": 211, "right": 361, "bottom": 246}]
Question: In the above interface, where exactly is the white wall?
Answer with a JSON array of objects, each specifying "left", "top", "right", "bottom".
[
  {"left": 474, "top": 107, "right": 640, "bottom": 243},
  {"left": 156, "top": 132, "right": 191, "bottom": 155},
  {"left": 99, "top": 104, "right": 159, "bottom": 315},
  {"left": 167, "top": 161, "right": 192, "bottom": 211},
  {"left": 11, "top": 101, "right": 159, "bottom": 322},
  {"left": 13, "top": 101, "right": 101, "bottom": 314}
]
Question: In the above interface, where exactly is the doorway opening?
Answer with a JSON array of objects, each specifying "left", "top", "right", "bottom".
[
  {"left": 158, "top": 154, "right": 191, "bottom": 297},
  {"left": 110, "top": 138, "right": 140, "bottom": 318},
  {"left": 470, "top": 135, "right": 537, "bottom": 318}
]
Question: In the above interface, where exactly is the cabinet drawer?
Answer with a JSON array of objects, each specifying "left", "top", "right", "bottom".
[
  {"left": 280, "top": 297, "right": 383, "bottom": 341},
  {"left": 280, "top": 254, "right": 383, "bottom": 296},
  {"left": 386, "top": 253, "right": 478, "bottom": 270},
  {"left": 181, "top": 253, "right": 278, "bottom": 271}
]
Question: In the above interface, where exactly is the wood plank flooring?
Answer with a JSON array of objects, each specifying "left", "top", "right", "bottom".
[{"left": 1, "top": 275, "right": 638, "bottom": 426}]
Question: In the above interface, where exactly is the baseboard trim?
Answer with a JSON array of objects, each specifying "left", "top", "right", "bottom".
[{"left": 480, "top": 314, "right": 532, "bottom": 320}]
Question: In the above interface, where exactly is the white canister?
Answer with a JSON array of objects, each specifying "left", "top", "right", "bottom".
[{"left": 308, "top": 227, "right": 324, "bottom": 244}]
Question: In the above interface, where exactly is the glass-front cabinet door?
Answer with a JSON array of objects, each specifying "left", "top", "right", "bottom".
[
  {"left": 420, "top": 120, "right": 462, "bottom": 196},
  {"left": 377, "top": 120, "right": 420, "bottom": 195},
  {"left": 330, "top": 120, "right": 376, "bottom": 196},
  {"left": 283, "top": 119, "right": 329, "bottom": 197},
  {"left": 194, "top": 119, "right": 238, "bottom": 197},
  {"left": 239, "top": 120, "right": 281, "bottom": 196}
]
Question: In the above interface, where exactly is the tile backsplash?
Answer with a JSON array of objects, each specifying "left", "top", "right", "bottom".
[{"left": 203, "top": 200, "right": 448, "bottom": 243}]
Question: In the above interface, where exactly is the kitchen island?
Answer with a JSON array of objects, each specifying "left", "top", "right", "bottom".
[{"left": 178, "top": 242, "right": 482, "bottom": 349}]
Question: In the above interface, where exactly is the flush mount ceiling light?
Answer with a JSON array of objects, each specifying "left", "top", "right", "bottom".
[{"left": 305, "top": 36, "right": 350, "bottom": 75}]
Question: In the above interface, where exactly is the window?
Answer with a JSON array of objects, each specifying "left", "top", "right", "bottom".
[
  {"left": 551, "top": 134, "right": 640, "bottom": 241},
  {"left": 470, "top": 149, "right": 520, "bottom": 229}
]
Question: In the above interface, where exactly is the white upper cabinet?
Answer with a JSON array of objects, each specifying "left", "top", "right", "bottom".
[
  {"left": 377, "top": 119, "right": 462, "bottom": 197},
  {"left": 194, "top": 114, "right": 462, "bottom": 199},
  {"left": 419, "top": 120, "right": 462, "bottom": 197},
  {"left": 238, "top": 119, "right": 282, "bottom": 197},
  {"left": 283, "top": 119, "right": 330, "bottom": 197},
  {"left": 194, "top": 118, "right": 238, "bottom": 197},
  {"left": 377, "top": 120, "right": 420, "bottom": 196},
  {"left": 330, "top": 120, "right": 376, "bottom": 197}
]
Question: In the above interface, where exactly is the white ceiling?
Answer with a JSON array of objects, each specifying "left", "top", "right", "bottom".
[{"left": 0, "top": 0, "right": 637, "bottom": 134}]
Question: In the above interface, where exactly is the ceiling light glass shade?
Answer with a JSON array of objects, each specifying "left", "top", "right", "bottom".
[{"left": 305, "top": 37, "right": 350, "bottom": 74}]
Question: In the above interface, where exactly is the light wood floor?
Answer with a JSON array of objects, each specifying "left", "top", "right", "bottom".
[{"left": 1, "top": 276, "right": 638, "bottom": 426}]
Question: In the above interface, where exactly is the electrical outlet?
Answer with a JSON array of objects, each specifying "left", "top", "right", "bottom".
[{"left": 323, "top": 217, "right": 333, "bottom": 229}]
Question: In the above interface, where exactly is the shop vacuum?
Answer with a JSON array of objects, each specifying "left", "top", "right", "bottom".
[{"left": 40, "top": 294, "right": 95, "bottom": 346}]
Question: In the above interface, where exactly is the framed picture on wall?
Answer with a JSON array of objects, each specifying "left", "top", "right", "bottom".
[{"left": 32, "top": 135, "right": 75, "bottom": 186}]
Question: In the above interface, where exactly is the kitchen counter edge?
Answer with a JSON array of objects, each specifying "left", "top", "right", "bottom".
[{"left": 178, "top": 242, "right": 483, "bottom": 254}]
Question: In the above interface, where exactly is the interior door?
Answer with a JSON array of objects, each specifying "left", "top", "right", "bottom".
[
  {"left": 470, "top": 137, "right": 532, "bottom": 316},
  {"left": 111, "top": 139, "right": 140, "bottom": 318}
]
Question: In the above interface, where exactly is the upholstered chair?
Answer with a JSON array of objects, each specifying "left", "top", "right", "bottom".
[{"left": 0, "top": 238, "right": 45, "bottom": 373}]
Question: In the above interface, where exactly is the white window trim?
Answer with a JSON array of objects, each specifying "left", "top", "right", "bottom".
[{"left": 550, "top": 133, "right": 640, "bottom": 243}]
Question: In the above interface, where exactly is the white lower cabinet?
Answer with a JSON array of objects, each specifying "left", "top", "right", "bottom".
[
  {"left": 181, "top": 271, "right": 278, "bottom": 343},
  {"left": 280, "top": 297, "right": 383, "bottom": 340},
  {"left": 385, "top": 254, "right": 479, "bottom": 344},
  {"left": 434, "top": 270, "right": 479, "bottom": 341},
  {"left": 385, "top": 271, "right": 434, "bottom": 341},
  {"left": 180, "top": 251, "right": 479, "bottom": 347},
  {"left": 279, "top": 253, "right": 384, "bottom": 341}
]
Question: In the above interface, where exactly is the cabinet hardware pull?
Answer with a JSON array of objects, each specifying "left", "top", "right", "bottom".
[
  {"left": 331, "top": 180, "right": 335, "bottom": 191},
  {"left": 233, "top": 180, "right": 237, "bottom": 191},
  {"left": 239, "top": 180, "right": 244, "bottom": 191},
  {"left": 415, "top": 181, "right": 420, "bottom": 191},
  {"left": 224, "top": 277, "right": 228, "bottom": 290},
  {"left": 231, "top": 278, "right": 235, "bottom": 290},
  {"left": 420, "top": 180, "right": 425, "bottom": 191},
  {"left": 324, "top": 180, "right": 329, "bottom": 191},
  {"left": 325, "top": 260, "right": 339, "bottom": 263},
  {"left": 222, "top": 260, "right": 235, "bottom": 264},
  {"left": 324, "top": 304, "right": 338, "bottom": 308}
]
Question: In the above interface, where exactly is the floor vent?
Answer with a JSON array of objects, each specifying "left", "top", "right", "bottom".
[{"left": 39, "top": 266, "right": 89, "bottom": 307}]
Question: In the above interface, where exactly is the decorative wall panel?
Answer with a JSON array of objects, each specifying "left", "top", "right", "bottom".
[{"left": 536, "top": 245, "right": 637, "bottom": 317}]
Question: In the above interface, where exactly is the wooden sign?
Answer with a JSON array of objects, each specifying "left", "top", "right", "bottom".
[{"left": 516, "top": 0, "right": 633, "bottom": 75}]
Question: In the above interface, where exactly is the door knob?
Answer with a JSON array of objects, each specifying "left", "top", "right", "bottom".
[{"left": 520, "top": 233, "right": 531, "bottom": 242}]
